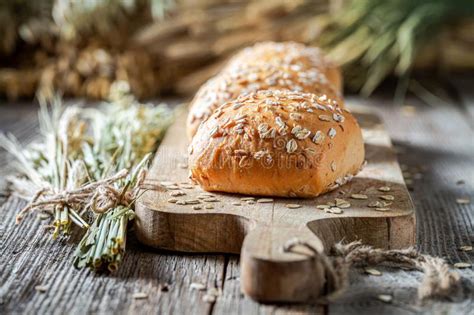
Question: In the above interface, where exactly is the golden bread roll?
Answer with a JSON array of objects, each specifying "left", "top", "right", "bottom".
[
  {"left": 186, "top": 62, "right": 342, "bottom": 139},
  {"left": 225, "top": 41, "right": 342, "bottom": 91},
  {"left": 188, "top": 90, "right": 364, "bottom": 198}
]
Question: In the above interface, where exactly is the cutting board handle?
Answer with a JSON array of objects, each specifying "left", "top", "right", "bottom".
[{"left": 240, "top": 226, "right": 328, "bottom": 303}]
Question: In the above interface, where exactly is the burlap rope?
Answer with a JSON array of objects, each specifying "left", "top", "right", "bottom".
[{"left": 283, "top": 238, "right": 461, "bottom": 302}]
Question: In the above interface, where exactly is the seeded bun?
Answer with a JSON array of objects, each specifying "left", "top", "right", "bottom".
[
  {"left": 186, "top": 62, "right": 342, "bottom": 139},
  {"left": 188, "top": 90, "right": 364, "bottom": 198},
  {"left": 224, "top": 41, "right": 342, "bottom": 91}
]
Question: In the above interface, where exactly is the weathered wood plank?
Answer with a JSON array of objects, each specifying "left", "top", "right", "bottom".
[{"left": 0, "top": 195, "right": 232, "bottom": 315}]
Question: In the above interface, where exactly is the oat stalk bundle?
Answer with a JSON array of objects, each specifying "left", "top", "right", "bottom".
[{"left": 0, "top": 81, "right": 174, "bottom": 271}]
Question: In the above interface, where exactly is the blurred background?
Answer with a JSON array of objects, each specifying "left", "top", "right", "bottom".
[{"left": 1, "top": 0, "right": 473, "bottom": 102}]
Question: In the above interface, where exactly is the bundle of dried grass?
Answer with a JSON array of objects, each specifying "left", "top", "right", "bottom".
[{"left": 0, "top": 0, "right": 331, "bottom": 101}]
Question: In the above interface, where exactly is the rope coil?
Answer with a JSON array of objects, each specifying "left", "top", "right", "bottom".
[{"left": 283, "top": 238, "right": 461, "bottom": 302}]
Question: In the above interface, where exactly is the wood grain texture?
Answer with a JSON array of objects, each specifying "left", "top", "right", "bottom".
[
  {"left": 135, "top": 106, "right": 416, "bottom": 303},
  {"left": 1, "top": 84, "right": 473, "bottom": 314}
]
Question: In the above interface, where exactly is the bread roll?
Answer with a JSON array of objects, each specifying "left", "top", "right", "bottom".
[
  {"left": 188, "top": 90, "right": 364, "bottom": 197},
  {"left": 225, "top": 41, "right": 342, "bottom": 91},
  {"left": 186, "top": 61, "right": 342, "bottom": 139}
]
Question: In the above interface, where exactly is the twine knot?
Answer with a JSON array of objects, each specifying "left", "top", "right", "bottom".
[{"left": 15, "top": 168, "right": 145, "bottom": 223}]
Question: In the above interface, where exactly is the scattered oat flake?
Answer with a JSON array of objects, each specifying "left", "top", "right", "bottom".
[
  {"left": 204, "top": 205, "right": 214, "bottom": 209},
  {"left": 133, "top": 292, "right": 148, "bottom": 299},
  {"left": 325, "top": 207, "right": 343, "bottom": 214},
  {"left": 377, "top": 294, "right": 392, "bottom": 303},
  {"left": 192, "top": 206, "right": 202, "bottom": 210},
  {"left": 241, "top": 197, "right": 255, "bottom": 201},
  {"left": 454, "top": 262, "right": 472, "bottom": 269},
  {"left": 168, "top": 198, "right": 178, "bottom": 203},
  {"left": 186, "top": 199, "right": 200, "bottom": 205},
  {"left": 316, "top": 205, "right": 330, "bottom": 210},
  {"left": 202, "top": 294, "right": 216, "bottom": 303},
  {"left": 380, "top": 195, "right": 395, "bottom": 201},
  {"left": 35, "top": 285, "right": 48, "bottom": 293},
  {"left": 460, "top": 245, "right": 473, "bottom": 252},
  {"left": 335, "top": 198, "right": 350, "bottom": 208},
  {"left": 180, "top": 184, "right": 194, "bottom": 189},
  {"left": 351, "top": 194, "right": 368, "bottom": 200},
  {"left": 328, "top": 128, "right": 337, "bottom": 139},
  {"left": 257, "top": 198, "right": 273, "bottom": 203},
  {"left": 160, "top": 181, "right": 175, "bottom": 186},
  {"left": 365, "top": 268, "right": 382, "bottom": 276},
  {"left": 38, "top": 213, "right": 50, "bottom": 220},
  {"left": 190, "top": 282, "right": 206, "bottom": 291},
  {"left": 378, "top": 186, "right": 391, "bottom": 192},
  {"left": 232, "top": 202, "right": 242, "bottom": 206},
  {"left": 456, "top": 198, "right": 470, "bottom": 204},
  {"left": 368, "top": 201, "right": 382, "bottom": 208},
  {"left": 318, "top": 115, "right": 331, "bottom": 121},
  {"left": 204, "top": 198, "right": 219, "bottom": 202},
  {"left": 286, "top": 139, "right": 298, "bottom": 154},
  {"left": 207, "top": 287, "right": 220, "bottom": 296},
  {"left": 176, "top": 200, "right": 186, "bottom": 205},
  {"left": 286, "top": 204, "right": 302, "bottom": 209},
  {"left": 171, "top": 191, "right": 185, "bottom": 197},
  {"left": 200, "top": 193, "right": 215, "bottom": 197},
  {"left": 375, "top": 208, "right": 391, "bottom": 212}
]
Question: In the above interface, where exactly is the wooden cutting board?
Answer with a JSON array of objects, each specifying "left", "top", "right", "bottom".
[{"left": 135, "top": 105, "right": 416, "bottom": 303}]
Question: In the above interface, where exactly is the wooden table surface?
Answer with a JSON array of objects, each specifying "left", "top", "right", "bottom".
[{"left": 0, "top": 77, "right": 473, "bottom": 314}]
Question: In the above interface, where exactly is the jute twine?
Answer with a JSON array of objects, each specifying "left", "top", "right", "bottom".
[
  {"left": 283, "top": 238, "right": 461, "bottom": 303},
  {"left": 16, "top": 168, "right": 145, "bottom": 224}
]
